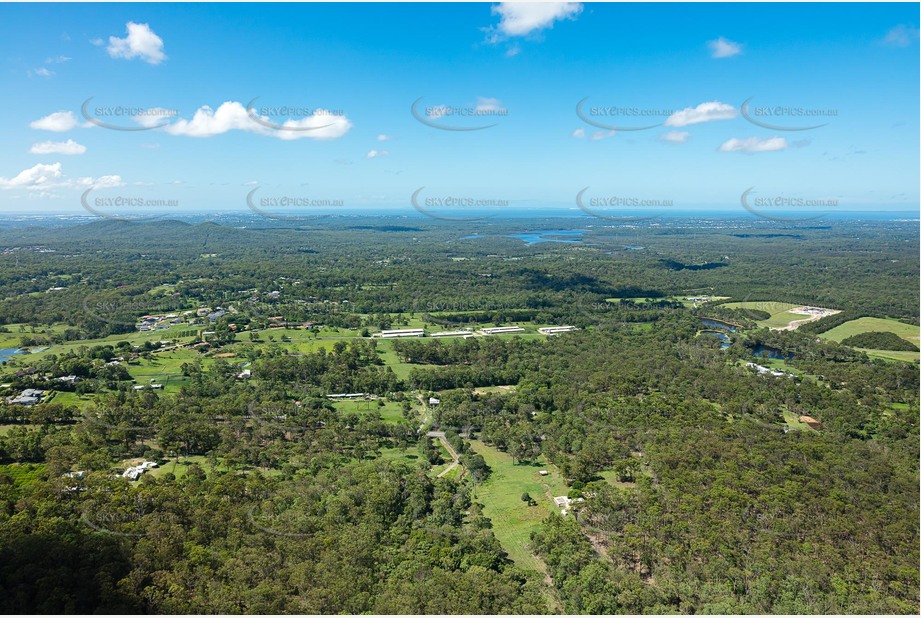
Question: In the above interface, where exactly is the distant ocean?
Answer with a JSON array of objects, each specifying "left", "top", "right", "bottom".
[{"left": 0, "top": 208, "right": 917, "bottom": 228}]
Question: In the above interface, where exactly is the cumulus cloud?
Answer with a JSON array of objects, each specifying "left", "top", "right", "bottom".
[
  {"left": 665, "top": 101, "right": 737, "bottom": 127},
  {"left": 377, "top": 134, "right": 393, "bottom": 142},
  {"left": 366, "top": 149, "right": 389, "bottom": 158},
  {"left": 0, "top": 163, "right": 122, "bottom": 192},
  {"left": 661, "top": 131, "right": 690, "bottom": 144},
  {"left": 107, "top": 22, "right": 166, "bottom": 64},
  {"left": 882, "top": 24, "right": 920, "bottom": 47},
  {"left": 30, "top": 67, "right": 54, "bottom": 78},
  {"left": 708, "top": 36, "right": 742, "bottom": 58},
  {"left": 0, "top": 163, "right": 64, "bottom": 189},
  {"left": 489, "top": 2, "right": 583, "bottom": 38},
  {"left": 718, "top": 136, "right": 788, "bottom": 153},
  {"left": 162, "top": 101, "right": 351, "bottom": 140},
  {"left": 30, "top": 139, "right": 87, "bottom": 155},
  {"left": 30, "top": 111, "right": 82, "bottom": 132}
]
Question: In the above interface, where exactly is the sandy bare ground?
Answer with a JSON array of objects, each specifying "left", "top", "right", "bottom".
[{"left": 773, "top": 307, "right": 841, "bottom": 331}]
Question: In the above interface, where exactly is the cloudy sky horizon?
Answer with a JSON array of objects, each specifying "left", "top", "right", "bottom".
[{"left": 0, "top": 2, "right": 918, "bottom": 216}]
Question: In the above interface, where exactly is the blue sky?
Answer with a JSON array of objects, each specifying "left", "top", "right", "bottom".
[{"left": 0, "top": 2, "right": 918, "bottom": 217}]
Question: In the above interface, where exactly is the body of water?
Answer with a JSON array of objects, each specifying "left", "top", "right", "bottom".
[
  {"left": 701, "top": 318, "right": 737, "bottom": 332},
  {"left": 752, "top": 344, "right": 794, "bottom": 360},
  {"left": 701, "top": 330, "right": 731, "bottom": 349},
  {"left": 504, "top": 230, "right": 585, "bottom": 245},
  {"left": 0, "top": 348, "right": 23, "bottom": 363}
]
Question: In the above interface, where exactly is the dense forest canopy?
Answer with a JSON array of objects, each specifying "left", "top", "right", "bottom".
[{"left": 0, "top": 215, "right": 917, "bottom": 614}]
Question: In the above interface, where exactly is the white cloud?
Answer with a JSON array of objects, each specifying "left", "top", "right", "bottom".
[
  {"left": 30, "top": 139, "right": 87, "bottom": 155},
  {"left": 163, "top": 101, "right": 351, "bottom": 140},
  {"left": 45, "top": 55, "right": 71, "bottom": 64},
  {"left": 90, "top": 37, "right": 104, "bottom": 46},
  {"left": 489, "top": 2, "right": 583, "bottom": 38},
  {"left": 30, "top": 111, "right": 81, "bottom": 132},
  {"left": 661, "top": 131, "right": 690, "bottom": 144},
  {"left": 882, "top": 24, "right": 920, "bottom": 47},
  {"left": 76, "top": 175, "right": 124, "bottom": 189},
  {"left": 0, "top": 162, "right": 122, "bottom": 192},
  {"left": 708, "top": 36, "right": 742, "bottom": 58},
  {"left": 31, "top": 67, "right": 54, "bottom": 78},
  {"left": 718, "top": 136, "right": 788, "bottom": 153},
  {"left": 0, "top": 163, "right": 63, "bottom": 189},
  {"left": 377, "top": 134, "right": 393, "bottom": 141},
  {"left": 367, "top": 149, "right": 389, "bottom": 158},
  {"left": 572, "top": 127, "right": 615, "bottom": 140},
  {"left": 107, "top": 22, "right": 166, "bottom": 64},
  {"left": 665, "top": 101, "right": 737, "bottom": 127},
  {"left": 474, "top": 97, "right": 506, "bottom": 113}
]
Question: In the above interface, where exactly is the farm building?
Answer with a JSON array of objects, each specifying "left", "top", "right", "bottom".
[
  {"left": 374, "top": 328, "right": 424, "bottom": 338},
  {"left": 479, "top": 326, "right": 525, "bottom": 335},
  {"left": 538, "top": 326, "right": 579, "bottom": 335}
]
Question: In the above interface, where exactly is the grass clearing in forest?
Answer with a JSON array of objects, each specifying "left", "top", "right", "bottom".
[{"left": 467, "top": 439, "right": 569, "bottom": 574}]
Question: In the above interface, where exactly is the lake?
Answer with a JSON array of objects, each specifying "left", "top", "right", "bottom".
[
  {"left": 752, "top": 344, "right": 794, "bottom": 360},
  {"left": 700, "top": 318, "right": 737, "bottom": 332},
  {"left": 700, "top": 330, "right": 731, "bottom": 349},
  {"left": 504, "top": 230, "right": 585, "bottom": 245},
  {"left": 0, "top": 348, "right": 24, "bottom": 363}
]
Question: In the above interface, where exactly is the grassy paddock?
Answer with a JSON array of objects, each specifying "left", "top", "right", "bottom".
[{"left": 467, "top": 439, "right": 569, "bottom": 573}]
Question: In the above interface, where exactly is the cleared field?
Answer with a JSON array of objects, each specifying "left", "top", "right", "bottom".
[
  {"left": 818, "top": 317, "right": 919, "bottom": 363},
  {"left": 467, "top": 439, "right": 569, "bottom": 573},
  {"left": 820, "top": 317, "right": 919, "bottom": 346},
  {"left": 125, "top": 349, "right": 203, "bottom": 392},
  {"left": 721, "top": 301, "right": 842, "bottom": 330},
  {"left": 857, "top": 349, "right": 920, "bottom": 363},
  {"left": 722, "top": 301, "right": 801, "bottom": 328},
  {"left": 332, "top": 398, "right": 406, "bottom": 424}
]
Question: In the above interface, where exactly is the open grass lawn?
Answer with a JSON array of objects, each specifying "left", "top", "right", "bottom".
[
  {"left": 16, "top": 325, "right": 201, "bottom": 363},
  {"left": 467, "top": 439, "right": 569, "bottom": 574},
  {"left": 377, "top": 445, "right": 424, "bottom": 466},
  {"left": 721, "top": 301, "right": 804, "bottom": 328},
  {"left": 48, "top": 391, "right": 95, "bottom": 409},
  {"left": 782, "top": 409, "right": 815, "bottom": 431},
  {"left": 148, "top": 455, "right": 224, "bottom": 480},
  {"left": 125, "top": 348, "right": 202, "bottom": 392},
  {"left": 332, "top": 398, "right": 406, "bottom": 424},
  {"left": 375, "top": 340, "right": 427, "bottom": 380},
  {"left": 820, "top": 317, "right": 918, "bottom": 344},
  {"left": 819, "top": 317, "right": 919, "bottom": 363}
]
